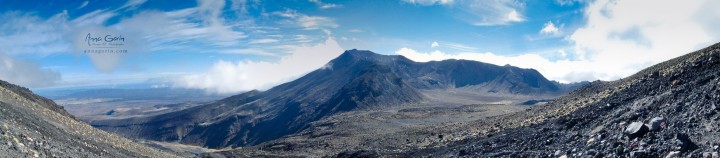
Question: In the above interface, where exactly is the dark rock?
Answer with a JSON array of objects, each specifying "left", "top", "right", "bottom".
[
  {"left": 625, "top": 122, "right": 649, "bottom": 139},
  {"left": 648, "top": 117, "right": 666, "bottom": 131},
  {"left": 458, "top": 149, "right": 469, "bottom": 156},
  {"left": 630, "top": 150, "right": 646, "bottom": 158},
  {"left": 333, "top": 150, "right": 379, "bottom": 158},
  {"left": 674, "top": 133, "right": 698, "bottom": 152}
]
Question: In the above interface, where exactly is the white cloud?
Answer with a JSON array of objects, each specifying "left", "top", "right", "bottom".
[
  {"left": 119, "top": 0, "right": 147, "bottom": 10},
  {"left": 458, "top": 0, "right": 525, "bottom": 26},
  {"left": 0, "top": 0, "right": 253, "bottom": 73},
  {"left": 557, "top": 49, "right": 567, "bottom": 57},
  {"left": 250, "top": 39, "right": 279, "bottom": 44},
  {"left": 442, "top": 42, "right": 478, "bottom": 52},
  {"left": 472, "top": 8, "right": 525, "bottom": 26},
  {"left": 0, "top": 12, "right": 71, "bottom": 56},
  {"left": 298, "top": 16, "right": 337, "bottom": 30},
  {"left": 403, "top": 0, "right": 454, "bottom": 5},
  {"left": 0, "top": 52, "right": 61, "bottom": 88},
  {"left": 540, "top": 21, "right": 560, "bottom": 35},
  {"left": 78, "top": 1, "right": 89, "bottom": 9},
  {"left": 555, "top": 0, "right": 584, "bottom": 6},
  {"left": 402, "top": 0, "right": 524, "bottom": 26},
  {"left": 173, "top": 37, "right": 344, "bottom": 94},
  {"left": 506, "top": 10, "right": 524, "bottom": 22},
  {"left": 274, "top": 9, "right": 338, "bottom": 30},
  {"left": 431, "top": 41, "right": 439, "bottom": 48},
  {"left": 217, "top": 49, "right": 277, "bottom": 56},
  {"left": 309, "top": 0, "right": 341, "bottom": 9},
  {"left": 294, "top": 35, "right": 312, "bottom": 43},
  {"left": 568, "top": 0, "right": 718, "bottom": 77},
  {"left": 397, "top": 0, "right": 720, "bottom": 83}
]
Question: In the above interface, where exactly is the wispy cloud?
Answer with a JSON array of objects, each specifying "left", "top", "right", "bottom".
[
  {"left": 309, "top": 0, "right": 341, "bottom": 9},
  {"left": 250, "top": 39, "right": 279, "bottom": 44},
  {"left": 347, "top": 29, "right": 363, "bottom": 33},
  {"left": 217, "top": 48, "right": 278, "bottom": 56},
  {"left": 402, "top": 0, "right": 454, "bottom": 5},
  {"left": 555, "top": 0, "right": 585, "bottom": 6},
  {"left": 442, "top": 42, "right": 478, "bottom": 52},
  {"left": 404, "top": 0, "right": 525, "bottom": 26},
  {"left": 294, "top": 35, "right": 312, "bottom": 43},
  {"left": 0, "top": 0, "right": 260, "bottom": 73},
  {"left": 274, "top": 9, "right": 338, "bottom": 30},
  {"left": 119, "top": 0, "right": 147, "bottom": 10},
  {"left": 467, "top": 2, "right": 526, "bottom": 26},
  {"left": 78, "top": 1, "right": 89, "bottom": 9}
]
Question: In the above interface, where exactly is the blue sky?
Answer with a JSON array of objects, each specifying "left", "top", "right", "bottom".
[{"left": 1, "top": 0, "right": 719, "bottom": 94}]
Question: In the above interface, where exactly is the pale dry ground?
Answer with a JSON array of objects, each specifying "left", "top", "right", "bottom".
[
  {"left": 139, "top": 140, "right": 230, "bottom": 154},
  {"left": 212, "top": 89, "right": 558, "bottom": 157},
  {"left": 57, "top": 98, "right": 205, "bottom": 122}
]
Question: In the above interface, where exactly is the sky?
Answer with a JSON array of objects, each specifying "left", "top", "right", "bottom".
[{"left": 0, "top": 0, "right": 719, "bottom": 94}]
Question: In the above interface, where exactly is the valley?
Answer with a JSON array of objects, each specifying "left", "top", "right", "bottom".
[
  {"left": 56, "top": 50, "right": 579, "bottom": 156},
  {"left": 2, "top": 1, "right": 717, "bottom": 157}
]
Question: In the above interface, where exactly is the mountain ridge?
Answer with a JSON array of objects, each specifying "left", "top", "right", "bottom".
[{"left": 92, "top": 49, "right": 571, "bottom": 148}]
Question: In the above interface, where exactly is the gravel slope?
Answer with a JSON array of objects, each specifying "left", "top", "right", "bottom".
[{"left": 0, "top": 80, "right": 181, "bottom": 157}]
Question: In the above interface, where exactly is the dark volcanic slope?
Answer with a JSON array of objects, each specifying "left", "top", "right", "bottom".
[
  {"left": 0, "top": 80, "right": 178, "bottom": 157},
  {"left": 407, "top": 43, "right": 720, "bottom": 157},
  {"left": 93, "top": 49, "right": 564, "bottom": 148}
]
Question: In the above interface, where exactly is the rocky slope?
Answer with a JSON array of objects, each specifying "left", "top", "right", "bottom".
[
  {"left": 0, "top": 80, "right": 180, "bottom": 157},
  {"left": 92, "top": 49, "right": 569, "bottom": 149},
  {"left": 404, "top": 43, "right": 720, "bottom": 157}
]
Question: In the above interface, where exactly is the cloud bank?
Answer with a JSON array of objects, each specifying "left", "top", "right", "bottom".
[
  {"left": 173, "top": 37, "right": 344, "bottom": 94},
  {"left": 0, "top": 52, "right": 61, "bottom": 88}
]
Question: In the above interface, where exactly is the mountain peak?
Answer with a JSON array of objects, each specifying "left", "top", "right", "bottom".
[{"left": 338, "top": 49, "right": 382, "bottom": 60}]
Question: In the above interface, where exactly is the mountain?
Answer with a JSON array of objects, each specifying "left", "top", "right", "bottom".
[
  {"left": 92, "top": 49, "right": 568, "bottom": 148},
  {"left": 404, "top": 43, "right": 720, "bottom": 157},
  {"left": 0, "top": 80, "right": 178, "bottom": 157}
]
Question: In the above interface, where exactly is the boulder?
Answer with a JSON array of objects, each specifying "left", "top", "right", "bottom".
[
  {"left": 648, "top": 117, "right": 666, "bottom": 131},
  {"left": 625, "top": 122, "right": 649, "bottom": 139},
  {"left": 587, "top": 138, "right": 596, "bottom": 145},
  {"left": 665, "top": 151, "right": 680, "bottom": 158}
]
